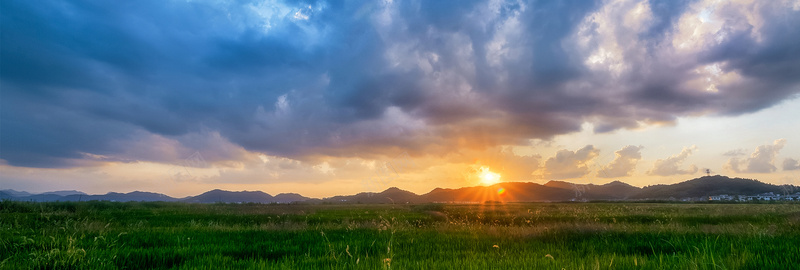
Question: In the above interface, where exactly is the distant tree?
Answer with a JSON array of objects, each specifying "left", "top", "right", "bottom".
[{"left": 705, "top": 168, "right": 711, "bottom": 177}]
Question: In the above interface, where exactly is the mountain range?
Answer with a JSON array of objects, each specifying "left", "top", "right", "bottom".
[{"left": 2, "top": 175, "right": 797, "bottom": 204}]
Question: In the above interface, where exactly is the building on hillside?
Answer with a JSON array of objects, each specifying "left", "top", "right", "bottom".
[
  {"left": 708, "top": 194, "right": 734, "bottom": 201},
  {"left": 706, "top": 193, "right": 800, "bottom": 202}
]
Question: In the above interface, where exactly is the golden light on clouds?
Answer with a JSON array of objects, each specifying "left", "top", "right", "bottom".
[{"left": 2, "top": 0, "right": 800, "bottom": 198}]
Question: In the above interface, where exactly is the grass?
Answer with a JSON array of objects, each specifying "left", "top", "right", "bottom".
[{"left": 1, "top": 200, "right": 799, "bottom": 269}]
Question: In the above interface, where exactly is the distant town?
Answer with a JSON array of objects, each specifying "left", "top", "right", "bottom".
[{"left": 705, "top": 192, "right": 800, "bottom": 202}]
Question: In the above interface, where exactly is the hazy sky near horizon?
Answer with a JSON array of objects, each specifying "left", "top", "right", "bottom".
[{"left": 2, "top": 0, "right": 799, "bottom": 197}]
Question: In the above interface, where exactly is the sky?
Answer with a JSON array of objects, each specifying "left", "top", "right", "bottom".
[{"left": 1, "top": 0, "right": 799, "bottom": 198}]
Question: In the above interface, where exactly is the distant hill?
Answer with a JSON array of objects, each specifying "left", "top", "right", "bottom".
[
  {"left": 591, "top": 181, "right": 642, "bottom": 199},
  {"left": 0, "top": 188, "right": 312, "bottom": 204},
  {"left": 630, "top": 175, "right": 787, "bottom": 199},
  {"left": 324, "top": 187, "right": 422, "bottom": 204},
  {"left": 327, "top": 182, "right": 606, "bottom": 203},
  {"left": 181, "top": 190, "right": 313, "bottom": 203},
  {"left": 419, "top": 182, "right": 576, "bottom": 202},
  {"left": 1, "top": 189, "right": 32, "bottom": 197},
  {"left": 92, "top": 191, "right": 177, "bottom": 202},
  {"left": 0, "top": 189, "right": 86, "bottom": 197},
  {"left": 3, "top": 175, "right": 796, "bottom": 203},
  {"left": 41, "top": 190, "right": 87, "bottom": 196},
  {"left": 184, "top": 189, "right": 274, "bottom": 203},
  {"left": 544, "top": 180, "right": 641, "bottom": 200},
  {"left": 17, "top": 194, "right": 74, "bottom": 202},
  {"left": 273, "top": 193, "right": 312, "bottom": 203},
  {"left": 8, "top": 191, "right": 176, "bottom": 202},
  {"left": 316, "top": 176, "right": 796, "bottom": 203}
]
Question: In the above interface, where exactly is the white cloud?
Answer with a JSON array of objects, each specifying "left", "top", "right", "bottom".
[
  {"left": 575, "top": 0, "right": 654, "bottom": 77},
  {"left": 672, "top": 0, "right": 765, "bottom": 51},
  {"left": 313, "top": 161, "right": 335, "bottom": 175},
  {"left": 598, "top": 145, "right": 643, "bottom": 178},
  {"left": 723, "top": 148, "right": 748, "bottom": 156},
  {"left": 784, "top": 158, "right": 800, "bottom": 171},
  {"left": 544, "top": 145, "right": 599, "bottom": 180},
  {"left": 647, "top": 146, "right": 699, "bottom": 176},
  {"left": 725, "top": 139, "right": 787, "bottom": 173},
  {"left": 485, "top": 0, "right": 526, "bottom": 69},
  {"left": 293, "top": 6, "right": 311, "bottom": 20}
]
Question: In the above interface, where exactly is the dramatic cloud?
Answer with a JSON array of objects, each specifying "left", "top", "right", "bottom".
[
  {"left": 544, "top": 145, "right": 599, "bottom": 180},
  {"left": 2, "top": 0, "right": 800, "bottom": 169},
  {"left": 598, "top": 145, "right": 643, "bottom": 178},
  {"left": 784, "top": 158, "right": 800, "bottom": 171},
  {"left": 466, "top": 147, "right": 543, "bottom": 182},
  {"left": 648, "top": 146, "right": 698, "bottom": 176},
  {"left": 725, "top": 139, "right": 787, "bottom": 173}
]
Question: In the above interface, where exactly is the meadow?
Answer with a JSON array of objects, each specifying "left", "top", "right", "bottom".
[{"left": 1, "top": 200, "right": 799, "bottom": 269}]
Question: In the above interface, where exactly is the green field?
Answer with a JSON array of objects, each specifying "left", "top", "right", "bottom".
[{"left": 1, "top": 200, "right": 799, "bottom": 269}]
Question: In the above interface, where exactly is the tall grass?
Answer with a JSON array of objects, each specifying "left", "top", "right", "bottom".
[{"left": 1, "top": 200, "right": 798, "bottom": 269}]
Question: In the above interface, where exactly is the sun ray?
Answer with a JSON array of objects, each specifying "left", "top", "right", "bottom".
[{"left": 478, "top": 166, "right": 501, "bottom": 186}]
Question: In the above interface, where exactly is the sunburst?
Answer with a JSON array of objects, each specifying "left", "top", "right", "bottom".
[{"left": 478, "top": 166, "right": 501, "bottom": 186}]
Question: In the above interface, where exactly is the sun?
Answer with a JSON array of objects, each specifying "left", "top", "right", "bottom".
[{"left": 478, "top": 166, "right": 501, "bottom": 185}]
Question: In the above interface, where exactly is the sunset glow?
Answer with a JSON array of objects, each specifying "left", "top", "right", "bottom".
[
  {"left": 1, "top": 0, "right": 799, "bottom": 198},
  {"left": 3, "top": 1, "right": 800, "bottom": 268},
  {"left": 479, "top": 167, "right": 502, "bottom": 186}
]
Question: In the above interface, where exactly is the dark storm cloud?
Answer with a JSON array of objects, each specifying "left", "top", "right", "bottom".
[
  {"left": 643, "top": 0, "right": 695, "bottom": 38},
  {"left": 2, "top": 0, "right": 800, "bottom": 168}
]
